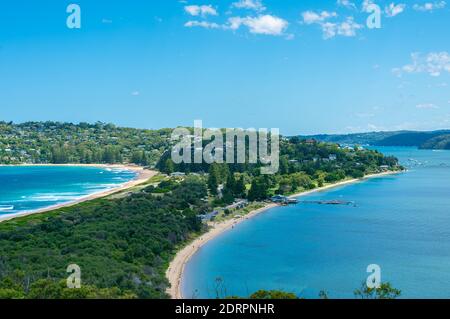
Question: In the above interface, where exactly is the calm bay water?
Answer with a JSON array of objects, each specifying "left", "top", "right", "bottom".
[
  {"left": 0, "top": 166, "right": 136, "bottom": 216},
  {"left": 182, "top": 147, "right": 450, "bottom": 299}
]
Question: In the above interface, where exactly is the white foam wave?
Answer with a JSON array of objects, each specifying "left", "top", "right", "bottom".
[{"left": 27, "top": 193, "right": 82, "bottom": 202}]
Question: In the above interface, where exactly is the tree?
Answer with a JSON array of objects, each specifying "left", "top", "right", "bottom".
[
  {"left": 248, "top": 177, "right": 268, "bottom": 201},
  {"left": 233, "top": 176, "right": 246, "bottom": 198},
  {"left": 183, "top": 208, "right": 202, "bottom": 232},
  {"left": 354, "top": 282, "right": 401, "bottom": 299},
  {"left": 163, "top": 159, "right": 175, "bottom": 174},
  {"left": 102, "top": 147, "right": 115, "bottom": 164},
  {"left": 277, "top": 177, "right": 291, "bottom": 195},
  {"left": 225, "top": 173, "right": 236, "bottom": 193},
  {"left": 131, "top": 151, "right": 143, "bottom": 165},
  {"left": 249, "top": 290, "right": 298, "bottom": 299},
  {"left": 223, "top": 173, "right": 240, "bottom": 202},
  {"left": 247, "top": 179, "right": 259, "bottom": 201},
  {"left": 221, "top": 188, "right": 235, "bottom": 205},
  {"left": 279, "top": 156, "right": 290, "bottom": 175},
  {"left": 208, "top": 164, "right": 220, "bottom": 195}
]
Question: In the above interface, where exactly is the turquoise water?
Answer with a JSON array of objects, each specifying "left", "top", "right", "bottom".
[
  {"left": 182, "top": 147, "right": 450, "bottom": 299},
  {"left": 0, "top": 166, "right": 136, "bottom": 217}
]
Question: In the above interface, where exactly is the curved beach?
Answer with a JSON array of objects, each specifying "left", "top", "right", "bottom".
[
  {"left": 0, "top": 164, "right": 156, "bottom": 223},
  {"left": 166, "top": 171, "right": 402, "bottom": 299}
]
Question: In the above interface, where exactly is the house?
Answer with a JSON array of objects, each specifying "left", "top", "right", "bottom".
[
  {"left": 198, "top": 210, "right": 220, "bottom": 222},
  {"left": 225, "top": 200, "right": 249, "bottom": 211},
  {"left": 329, "top": 154, "right": 337, "bottom": 161},
  {"left": 171, "top": 172, "right": 186, "bottom": 177},
  {"left": 271, "top": 195, "right": 298, "bottom": 205},
  {"left": 271, "top": 195, "right": 288, "bottom": 203},
  {"left": 304, "top": 139, "right": 316, "bottom": 145},
  {"left": 379, "top": 165, "right": 390, "bottom": 171}
]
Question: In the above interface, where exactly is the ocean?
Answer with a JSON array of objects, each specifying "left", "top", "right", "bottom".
[
  {"left": 182, "top": 147, "right": 450, "bottom": 299},
  {"left": 0, "top": 166, "right": 137, "bottom": 217}
]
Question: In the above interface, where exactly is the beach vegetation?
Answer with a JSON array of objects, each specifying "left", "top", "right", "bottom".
[{"left": 0, "top": 177, "right": 209, "bottom": 299}]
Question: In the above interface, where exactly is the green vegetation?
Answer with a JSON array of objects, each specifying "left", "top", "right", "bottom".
[
  {"left": 303, "top": 129, "right": 450, "bottom": 149},
  {"left": 420, "top": 134, "right": 450, "bottom": 150},
  {"left": 354, "top": 282, "right": 402, "bottom": 299},
  {"left": 248, "top": 290, "right": 299, "bottom": 299},
  {"left": 226, "top": 283, "right": 401, "bottom": 299},
  {"left": 0, "top": 122, "right": 404, "bottom": 299},
  {"left": 0, "top": 121, "right": 172, "bottom": 166},
  {"left": 0, "top": 176, "right": 210, "bottom": 299},
  {"left": 158, "top": 136, "right": 402, "bottom": 204}
]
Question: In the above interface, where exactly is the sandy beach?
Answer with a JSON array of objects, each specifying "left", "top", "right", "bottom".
[
  {"left": 165, "top": 170, "right": 403, "bottom": 299},
  {"left": 0, "top": 164, "right": 157, "bottom": 223}
]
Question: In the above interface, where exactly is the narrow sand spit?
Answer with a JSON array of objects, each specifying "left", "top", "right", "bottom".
[
  {"left": 0, "top": 164, "right": 156, "bottom": 223},
  {"left": 166, "top": 171, "right": 403, "bottom": 299}
]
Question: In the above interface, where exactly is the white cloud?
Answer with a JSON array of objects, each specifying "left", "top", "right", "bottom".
[
  {"left": 231, "top": 0, "right": 266, "bottom": 12},
  {"left": 184, "top": 5, "right": 218, "bottom": 17},
  {"left": 337, "top": 0, "right": 357, "bottom": 9},
  {"left": 416, "top": 103, "right": 439, "bottom": 109},
  {"left": 393, "top": 52, "right": 450, "bottom": 77},
  {"left": 385, "top": 3, "right": 406, "bottom": 17},
  {"left": 321, "top": 17, "right": 363, "bottom": 39},
  {"left": 301, "top": 10, "right": 362, "bottom": 39},
  {"left": 184, "top": 20, "right": 220, "bottom": 29},
  {"left": 301, "top": 11, "right": 337, "bottom": 25},
  {"left": 362, "top": 0, "right": 375, "bottom": 12},
  {"left": 321, "top": 22, "right": 338, "bottom": 39},
  {"left": 227, "top": 15, "right": 288, "bottom": 35},
  {"left": 227, "top": 17, "right": 244, "bottom": 30},
  {"left": 131, "top": 91, "right": 140, "bottom": 96},
  {"left": 413, "top": 1, "right": 446, "bottom": 11},
  {"left": 337, "top": 17, "right": 363, "bottom": 36}
]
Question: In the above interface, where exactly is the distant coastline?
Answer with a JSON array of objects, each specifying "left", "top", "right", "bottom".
[
  {"left": 0, "top": 164, "right": 156, "bottom": 223},
  {"left": 166, "top": 170, "right": 403, "bottom": 299}
]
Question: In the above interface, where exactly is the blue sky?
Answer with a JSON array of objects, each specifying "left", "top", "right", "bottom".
[{"left": 0, "top": 0, "right": 449, "bottom": 135}]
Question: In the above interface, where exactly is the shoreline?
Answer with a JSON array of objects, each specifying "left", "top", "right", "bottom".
[
  {"left": 0, "top": 164, "right": 157, "bottom": 224},
  {"left": 166, "top": 170, "right": 403, "bottom": 299}
]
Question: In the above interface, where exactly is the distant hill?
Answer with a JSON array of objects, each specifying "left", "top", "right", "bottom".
[
  {"left": 300, "top": 132, "right": 398, "bottom": 146},
  {"left": 301, "top": 130, "right": 450, "bottom": 150},
  {"left": 420, "top": 134, "right": 450, "bottom": 150}
]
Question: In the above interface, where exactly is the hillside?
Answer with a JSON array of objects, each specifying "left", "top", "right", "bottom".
[
  {"left": 301, "top": 132, "right": 398, "bottom": 145},
  {"left": 302, "top": 130, "right": 450, "bottom": 149},
  {"left": 0, "top": 121, "right": 172, "bottom": 166},
  {"left": 0, "top": 176, "right": 208, "bottom": 299},
  {"left": 0, "top": 131, "right": 403, "bottom": 298},
  {"left": 420, "top": 134, "right": 450, "bottom": 150}
]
